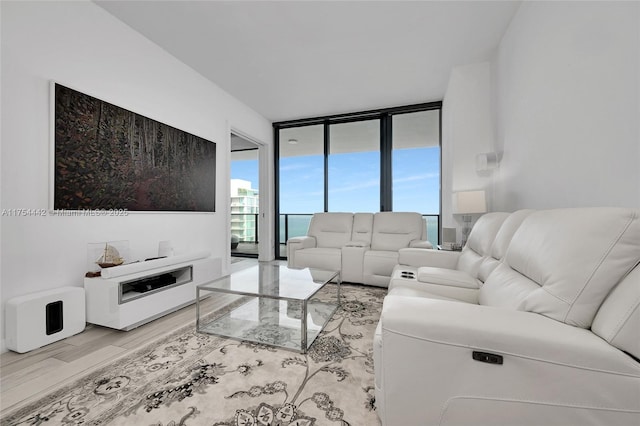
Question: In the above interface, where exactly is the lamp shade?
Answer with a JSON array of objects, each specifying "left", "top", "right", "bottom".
[{"left": 453, "top": 190, "right": 487, "bottom": 214}]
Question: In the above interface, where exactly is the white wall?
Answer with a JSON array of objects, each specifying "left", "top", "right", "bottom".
[
  {"left": 0, "top": 1, "right": 272, "bottom": 351},
  {"left": 441, "top": 62, "right": 496, "bottom": 241},
  {"left": 493, "top": 1, "right": 640, "bottom": 211}
]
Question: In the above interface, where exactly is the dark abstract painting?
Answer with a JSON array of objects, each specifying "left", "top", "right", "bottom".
[{"left": 53, "top": 83, "right": 216, "bottom": 211}]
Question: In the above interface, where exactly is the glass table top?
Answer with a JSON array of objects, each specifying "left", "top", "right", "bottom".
[{"left": 198, "top": 263, "right": 339, "bottom": 301}]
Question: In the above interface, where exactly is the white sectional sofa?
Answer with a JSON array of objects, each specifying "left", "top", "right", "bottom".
[
  {"left": 287, "top": 212, "right": 432, "bottom": 286},
  {"left": 390, "top": 210, "right": 532, "bottom": 302},
  {"left": 374, "top": 207, "right": 640, "bottom": 425}
]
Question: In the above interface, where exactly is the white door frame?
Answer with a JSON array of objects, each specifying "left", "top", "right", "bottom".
[{"left": 229, "top": 127, "right": 274, "bottom": 262}]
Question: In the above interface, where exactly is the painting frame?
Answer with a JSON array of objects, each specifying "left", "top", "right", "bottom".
[{"left": 49, "top": 81, "right": 216, "bottom": 213}]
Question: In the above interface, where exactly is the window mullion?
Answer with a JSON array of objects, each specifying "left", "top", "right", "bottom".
[
  {"left": 380, "top": 114, "right": 393, "bottom": 211},
  {"left": 323, "top": 120, "right": 329, "bottom": 212}
]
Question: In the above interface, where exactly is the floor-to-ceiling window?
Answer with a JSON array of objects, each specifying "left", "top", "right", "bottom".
[
  {"left": 328, "top": 119, "right": 380, "bottom": 212},
  {"left": 275, "top": 102, "right": 441, "bottom": 258},
  {"left": 277, "top": 125, "right": 324, "bottom": 253},
  {"left": 391, "top": 110, "right": 441, "bottom": 246}
]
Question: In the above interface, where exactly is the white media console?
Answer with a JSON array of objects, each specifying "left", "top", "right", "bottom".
[{"left": 84, "top": 253, "right": 220, "bottom": 330}]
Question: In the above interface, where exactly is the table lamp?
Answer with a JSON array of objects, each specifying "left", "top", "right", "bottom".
[{"left": 453, "top": 190, "right": 487, "bottom": 246}]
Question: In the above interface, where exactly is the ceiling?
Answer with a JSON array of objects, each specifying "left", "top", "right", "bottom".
[{"left": 96, "top": 1, "right": 520, "bottom": 122}]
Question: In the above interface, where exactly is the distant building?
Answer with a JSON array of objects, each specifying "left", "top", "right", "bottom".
[{"left": 230, "top": 179, "right": 259, "bottom": 242}]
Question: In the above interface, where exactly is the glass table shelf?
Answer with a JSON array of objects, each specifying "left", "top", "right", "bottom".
[{"left": 196, "top": 264, "right": 341, "bottom": 353}]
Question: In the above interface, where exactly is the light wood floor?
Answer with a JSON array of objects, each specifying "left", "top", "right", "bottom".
[{"left": 0, "top": 258, "right": 259, "bottom": 418}]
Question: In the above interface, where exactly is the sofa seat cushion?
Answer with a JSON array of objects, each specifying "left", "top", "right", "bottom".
[
  {"left": 389, "top": 278, "right": 479, "bottom": 303},
  {"left": 388, "top": 286, "right": 465, "bottom": 302},
  {"left": 294, "top": 247, "right": 341, "bottom": 271},
  {"left": 417, "top": 267, "right": 481, "bottom": 289}
]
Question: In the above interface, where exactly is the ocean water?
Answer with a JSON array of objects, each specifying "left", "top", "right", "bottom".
[
  {"left": 280, "top": 215, "right": 313, "bottom": 243},
  {"left": 425, "top": 217, "right": 438, "bottom": 247},
  {"left": 280, "top": 214, "right": 439, "bottom": 247}
]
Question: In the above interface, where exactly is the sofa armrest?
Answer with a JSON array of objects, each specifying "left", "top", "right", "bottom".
[
  {"left": 377, "top": 296, "right": 640, "bottom": 425},
  {"left": 287, "top": 235, "right": 316, "bottom": 249},
  {"left": 409, "top": 239, "right": 434, "bottom": 249},
  {"left": 397, "top": 247, "right": 460, "bottom": 269},
  {"left": 381, "top": 295, "right": 639, "bottom": 374},
  {"left": 286, "top": 236, "right": 316, "bottom": 268},
  {"left": 342, "top": 243, "right": 369, "bottom": 283}
]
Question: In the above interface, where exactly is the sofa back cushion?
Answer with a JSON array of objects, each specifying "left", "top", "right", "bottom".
[
  {"left": 480, "top": 208, "right": 640, "bottom": 328},
  {"left": 351, "top": 213, "right": 374, "bottom": 244},
  {"left": 477, "top": 210, "right": 534, "bottom": 282},
  {"left": 308, "top": 212, "right": 354, "bottom": 248},
  {"left": 592, "top": 264, "right": 640, "bottom": 360},
  {"left": 371, "top": 212, "right": 423, "bottom": 251},
  {"left": 457, "top": 212, "right": 510, "bottom": 279}
]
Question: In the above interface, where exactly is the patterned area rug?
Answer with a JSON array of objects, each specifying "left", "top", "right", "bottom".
[{"left": 3, "top": 284, "right": 385, "bottom": 426}]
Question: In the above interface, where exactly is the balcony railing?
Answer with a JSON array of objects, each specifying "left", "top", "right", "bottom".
[{"left": 230, "top": 213, "right": 259, "bottom": 243}]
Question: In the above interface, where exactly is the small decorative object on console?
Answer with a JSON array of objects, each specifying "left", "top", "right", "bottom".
[
  {"left": 96, "top": 244, "right": 124, "bottom": 268},
  {"left": 87, "top": 240, "right": 130, "bottom": 274},
  {"left": 440, "top": 242, "right": 462, "bottom": 251}
]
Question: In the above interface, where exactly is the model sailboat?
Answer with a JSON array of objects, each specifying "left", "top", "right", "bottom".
[{"left": 96, "top": 243, "right": 124, "bottom": 268}]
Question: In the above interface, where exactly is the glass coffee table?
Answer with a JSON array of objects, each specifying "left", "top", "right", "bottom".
[{"left": 196, "top": 264, "right": 341, "bottom": 353}]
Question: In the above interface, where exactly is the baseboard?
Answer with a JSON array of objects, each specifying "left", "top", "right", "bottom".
[{"left": 1, "top": 338, "right": 7, "bottom": 354}]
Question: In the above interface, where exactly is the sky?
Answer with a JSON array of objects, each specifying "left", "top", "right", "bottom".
[{"left": 231, "top": 146, "right": 440, "bottom": 214}]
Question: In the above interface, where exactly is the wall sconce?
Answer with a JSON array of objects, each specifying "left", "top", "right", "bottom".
[
  {"left": 476, "top": 152, "right": 500, "bottom": 172},
  {"left": 453, "top": 190, "right": 487, "bottom": 246}
]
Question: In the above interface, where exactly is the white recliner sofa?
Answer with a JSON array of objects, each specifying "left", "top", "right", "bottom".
[
  {"left": 287, "top": 212, "right": 431, "bottom": 286},
  {"left": 374, "top": 207, "right": 640, "bottom": 425},
  {"left": 390, "top": 210, "right": 533, "bottom": 302}
]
